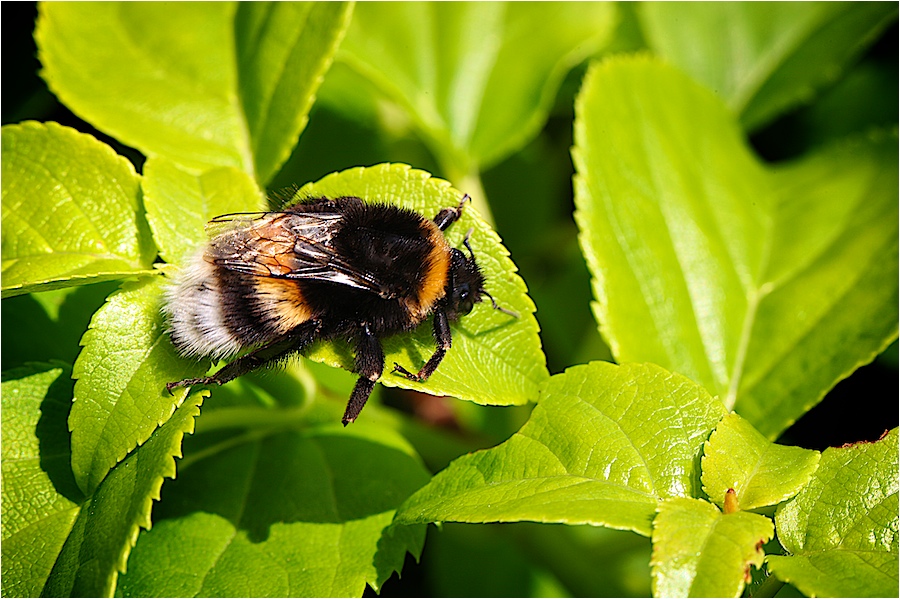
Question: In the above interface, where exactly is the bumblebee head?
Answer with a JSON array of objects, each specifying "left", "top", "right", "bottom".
[
  {"left": 447, "top": 247, "right": 486, "bottom": 319},
  {"left": 445, "top": 230, "right": 518, "bottom": 321}
]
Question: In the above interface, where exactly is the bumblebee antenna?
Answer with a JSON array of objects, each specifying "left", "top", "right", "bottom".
[
  {"left": 483, "top": 290, "right": 519, "bottom": 318},
  {"left": 461, "top": 228, "right": 519, "bottom": 318},
  {"left": 462, "top": 228, "right": 476, "bottom": 259}
]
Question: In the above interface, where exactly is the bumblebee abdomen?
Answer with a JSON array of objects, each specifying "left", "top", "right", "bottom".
[
  {"left": 164, "top": 252, "right": 246, "bottom": 360},
  {"left": 165, "top": 251, "right": 320, "bottom": 359}
]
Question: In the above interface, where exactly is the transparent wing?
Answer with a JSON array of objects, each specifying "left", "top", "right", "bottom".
[{"left": 205, "top": 211, "right": 395, "bottom": 297}]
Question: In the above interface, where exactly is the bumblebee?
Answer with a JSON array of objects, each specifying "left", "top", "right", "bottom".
[{"left": 164, "top": 194, "right": 513, "bottom": 425}]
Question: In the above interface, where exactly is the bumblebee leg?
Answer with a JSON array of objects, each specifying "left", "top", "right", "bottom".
[
  {"left": 393, "top": 308, "right": 451, "bottom": 383},
  {"left": 166, "top": 323, "right": 319, "bottom": 394},
  {"left": 432, "top": 194, "right": 470, "bottom": 230},
  {"left": 342, "top": 323, "right": 384, "bottom": 426}
]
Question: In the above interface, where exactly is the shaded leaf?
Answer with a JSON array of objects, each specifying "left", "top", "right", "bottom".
[
  {"left": 1, "top": 122, "right": 154, "bottom": 297},
  {"left": 425, "top": 523, "right": 570, "bottom": 598},
  {"left": 701, "top": 413, "right": 820, "bottom": 511},
  {"left": 119, "top": 423, "right": 429, "bottom": 597},
  {"left": 1, "top": 364, "right": 81, "bottom": 598},
  {"left": 573, "top": 55, "right": 898, "bottom": 439},
  {"left": 651, "top": 497, "right": 773, "bottom": 598},
  {"left": 0, "top": 363, "right": 202, "bottom": 598},
  {"left": 639, "top": 2, "right": 898, "bottom": 130},
  {"left": 396, "top": 362, "right": 727, "bottom": 537},
  {"left": 768, "top": 428, "right": 898, "bottom": 598},
  {"left": 1, "top": 282, "right": 118, "bottom": 371},
  {"left": 336, "top": 3, "right": 617, "bottom": 172},
  {"left": 43, "top": 392, "right": 203, "bottom": 597}
]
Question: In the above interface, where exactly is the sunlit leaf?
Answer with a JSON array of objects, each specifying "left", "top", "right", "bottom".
[
  {"left": 142, "top": 158, "right": 264, "bottom": 266},
  {"left": 768, "top": 428, "right": 898, "bottom": 598},
  {"left": 1, "top": 122, "right": 154, "bottom": 297},
  {"left": 397, "top": 362, "right": 726, "bottom": 537},
  {"left": 701, "top": 413, "right": 819, "bottom": 510},
  {"left": 70, "top": 277, "right": 206, "bottom": 494},
  {"left": 296, "top": 163, "right": 547, "bottom": 408},
  {"left": 651, "top": 497, "right": 773, "bottom": 598},
  {"left": 573, "top": 55, "right": 898, "bottom": 438},
  {"left": 36, "top": 2, "right": 351, "bottom": 184}
]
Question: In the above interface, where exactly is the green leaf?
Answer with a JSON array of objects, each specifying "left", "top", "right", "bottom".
[
  {"left": 36, "top": 2, "right": 352, "bottom": 184},
  {"left": 768, "top": 428, "right": 899, "bottom": 598},
  {"left": 1, "top": 282, "right": 119, "bottom": 370},
  {"left": 651, "top": 497, "right": 773, "bottom": 598},
  {"left": 701, "top": 413, "right": 820, "bottom": 511},
  {"left": 70, "top": 276, "right": 208, "bottom": 494},
  {"left": 425, "top": 523, "right": 571, "bottom": 598},
  {"left": 639, "top": 2, "right": 898, "bottom": 131},
  {"left": 296, "top": 163, "right": 546, "bottom": 408},
  {"left": 1, "top": 122, "right": 154, "bottom": 298},
  {"left": 118, "top": 423, "right": 429, "bottom": 597},
  {"left": 573, "top": 55, "right": 898, "bottom": 439},
  {"left": 142, "top": 158, "right": 265, "bottom": 266},
  {"left": 396, "top": 362, "right": 727, "bottom": 537},
  {"left": 1, "top": 363, "right": 202, "bottom": 598},
  {"left": 1, "top": 364, "right": 81, "bottom": 598},
  {"left": 44, "top": 391, "right": 203, "bottom": 597},
  {"left": 336, "top": 3, "right": 617, "bottom": 173}
]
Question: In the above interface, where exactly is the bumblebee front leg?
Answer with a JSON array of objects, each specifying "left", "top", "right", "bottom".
[
  {"left": 342, "top": 323, "right": 384, "bottom": 426},
  {"left": 432, "top": 194, "right": 470, "bottom": 230},
  {"left": 392, "top": 308, "right": 450, "bottom": 383}
]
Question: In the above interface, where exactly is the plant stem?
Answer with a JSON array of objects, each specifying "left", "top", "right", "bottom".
[{"left": 750, "top": 573, "right": 785, "bottom": 598}]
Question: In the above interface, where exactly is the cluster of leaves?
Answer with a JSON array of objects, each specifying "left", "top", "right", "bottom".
[{"left": 2, "top": 2, "right": 897, "bottom": 598}]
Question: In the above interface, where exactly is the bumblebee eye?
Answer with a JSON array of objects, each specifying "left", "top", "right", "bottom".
[{"left": 454, "top": 283, "right": 476, "bottom": 315}]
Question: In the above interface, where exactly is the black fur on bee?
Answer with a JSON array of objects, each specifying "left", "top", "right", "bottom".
[{"left": 164, "top": 194, "right": 514, "bottom": 425}]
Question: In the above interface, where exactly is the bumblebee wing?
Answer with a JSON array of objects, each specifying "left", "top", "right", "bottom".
[
  {"left": 206, "top": 212, "right": 392, "bottom": 297},
  {"left": 205, "top": 212, "right": 265, "bottom": 234}
]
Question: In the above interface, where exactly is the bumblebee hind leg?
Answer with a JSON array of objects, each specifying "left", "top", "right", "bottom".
[
  {"left": 342, "top": 323, "right": 384, "bottom": 426},
  {"left": 166, "top": 322, "right": 320, "bottom": 393}
]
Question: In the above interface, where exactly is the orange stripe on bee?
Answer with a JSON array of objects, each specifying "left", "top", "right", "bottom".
[
  {"left": 407, "top": 221, "right": 451, "bottom": 319},
  {"left": 254, "top": 278, "right": 314, "bottom": 332}
]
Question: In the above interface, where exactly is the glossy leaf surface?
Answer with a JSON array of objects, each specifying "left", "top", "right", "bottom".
[
  {"left": 336, "top": 3, "right": 616, "bottom": 172},
  {"left": 574, "top": 56, "right": 898, "bottom": 438},
  {"left": 37, "top": 2, "right": 351, "bottom": 184},
  {"left": 651, "top": 497, "right": 773, "bottom": 598},
  {"left": 768, "top": 428, "right": 899, "bottom": 598},
  {"left": 1, "top": 122, "right": 154, "bottom": 297},
  {"left": 701, "top": 413, "right": 820, "bottom": 510},
  {"left": 396, "top": 362, "right": 726, "bottom": 537}
]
